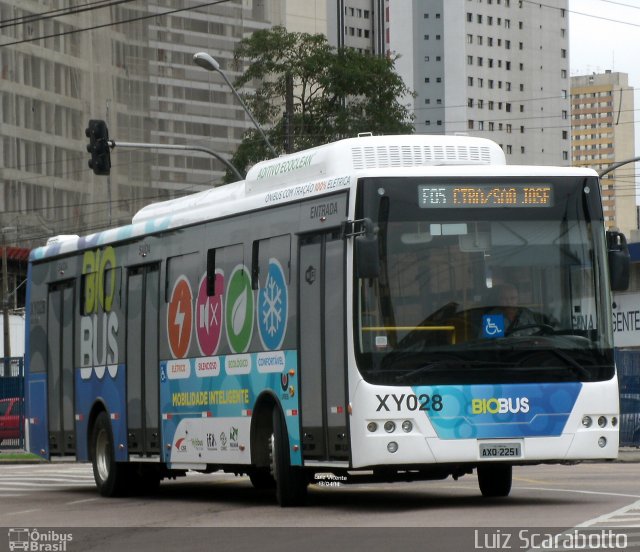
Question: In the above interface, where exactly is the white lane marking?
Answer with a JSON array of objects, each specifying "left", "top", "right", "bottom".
[
  {"left": 516, "top": 486, "right": 640, "bottom": 499},
  {"left": 577, "top": 498, "right": 640, "bottom": 528}
]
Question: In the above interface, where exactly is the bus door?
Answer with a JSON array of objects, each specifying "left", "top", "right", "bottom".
[
  {"left": 126, "top": 263, "right": 160, "bottom": 455},
  {"left": 298, "top": 229, "right": 349, "bottom": 462},
  {"left": 47, "top": 280, "right": 75, "bottom": 455}
]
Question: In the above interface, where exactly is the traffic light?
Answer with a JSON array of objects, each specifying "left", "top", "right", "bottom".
[{"left": 85, "top": 119, "right": 111, "bottom": 176}]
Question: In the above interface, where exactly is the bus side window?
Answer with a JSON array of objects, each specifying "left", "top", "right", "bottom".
[
  {"left": 165, "top": 251, "right": 198, "bottom": 301},
  {"left": 252, "top": 234, "right": 291, "bottom": 290}
]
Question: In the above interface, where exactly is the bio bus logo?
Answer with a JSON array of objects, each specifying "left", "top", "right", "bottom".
[
  {"left": 80, "top": 245, "right": 119, "bottom": 367},
  {"left": 471, "top": 397, "right": 530, "bottom": 415}
]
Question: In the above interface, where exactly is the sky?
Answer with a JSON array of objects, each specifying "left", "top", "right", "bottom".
[
  {"left": 569, "top": 0, "right": 640, "bottom": 82},
  {"left": 569, "top": 0, "right": 640, "bottom": 188}
]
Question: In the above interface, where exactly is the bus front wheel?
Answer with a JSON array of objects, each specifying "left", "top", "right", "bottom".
[
  {"left": 477, "top": 463, "right": 512, "bottom": 498},
  {"left": 270, "top": 408, "right": 307, "bottom": 506},
  {"left": 91, "top": 411, "right": 130, "bottom": 497}
]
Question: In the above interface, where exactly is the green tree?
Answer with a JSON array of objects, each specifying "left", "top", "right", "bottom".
[{"left": 226, "top": 26, "right": 414, "bottom": 180}]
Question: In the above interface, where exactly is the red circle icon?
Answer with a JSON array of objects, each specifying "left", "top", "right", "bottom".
[
  {"left": 195, "top": 272, "right": 224, "bottom": 356},
  {"left": 167, "top": 276, "right": 193, "bottom": 359}
]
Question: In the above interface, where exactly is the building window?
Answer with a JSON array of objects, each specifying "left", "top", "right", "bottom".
[{"left": 468, "top": 120, "right": 475, "bottom": 130}]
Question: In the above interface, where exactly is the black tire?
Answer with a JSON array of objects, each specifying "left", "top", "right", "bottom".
[
  {"left": 249, "top": 467, "right": 276, "bottom": 490},
  {"left": 477, "top": 463, "right": 513, "bottom": 498},
  {"left": 271, "top": 408, "right": 307, "bottom": 506},
  {"left": 90, "top": 411, "right": 130, "bottom": 497}
]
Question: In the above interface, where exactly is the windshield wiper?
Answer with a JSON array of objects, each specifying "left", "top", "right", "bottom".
[{"left": 544, "top": 349, "right": 592, "bottom": 380}]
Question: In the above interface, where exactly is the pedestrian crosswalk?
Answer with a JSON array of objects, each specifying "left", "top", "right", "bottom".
[{"left": 0, "top": 464, "right": 95, "bottom": 496}]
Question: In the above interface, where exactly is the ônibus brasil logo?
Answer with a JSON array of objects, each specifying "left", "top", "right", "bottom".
[
  {"left": 8, "top": 528, "right": 73, "bottom": 552},
  {"left": 225, "top": 265, "right": 254, "bottom": 353}
]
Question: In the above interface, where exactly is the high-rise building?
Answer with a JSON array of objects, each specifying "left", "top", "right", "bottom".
[
  {"left": 0, "top": 0, "right": 578, "bottom": 250},
  {"left": 385, "top": 0, "right": 571, "bottom": 166},
  {"left": 0, "top": 1, "right": 271, "bottom": 245},
  {"left": 571, "top": 71, "right": 636, "bottom": 237}
]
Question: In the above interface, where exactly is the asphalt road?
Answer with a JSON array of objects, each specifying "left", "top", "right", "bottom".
[{"left": 0, "top": 461, "right": 639, "bottom": 551}]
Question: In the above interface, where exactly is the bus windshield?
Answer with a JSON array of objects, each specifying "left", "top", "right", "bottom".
[{"left": 354, "top": 176, "right": 614, "bottom": 386}]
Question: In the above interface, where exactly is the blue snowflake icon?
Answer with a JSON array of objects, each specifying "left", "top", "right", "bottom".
[{"left": 258, "top": 259, "right": 288, "bottom": 350}]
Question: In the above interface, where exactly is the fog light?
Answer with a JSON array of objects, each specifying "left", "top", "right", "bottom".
[
  {"left": 598, "top": 436, "right": 607, "bottom": 448},
  {"left": 384, "top": 421, "right": 396, "bottom": 433},
  {"left": 387, "top": 441, "right": 398, "bottom": 453},
  {"left": 582, "top": 416, "right": 592, "bottom": 428},
  {"left": 367, "top": 422, "right": 378, "bottom": 433},
  {"left": 612, "top": 417, "right": 618, "bottom": 427},
  {"left": 401, "top": 420, "right": 413, "bottom": 433},
  {"left": 598, "top": 416, "right": 607, "bottom": 428}
]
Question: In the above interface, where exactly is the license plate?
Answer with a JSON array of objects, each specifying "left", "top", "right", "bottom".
[{"left": 479, "top": 442, "right": 522, "bottom": 459}]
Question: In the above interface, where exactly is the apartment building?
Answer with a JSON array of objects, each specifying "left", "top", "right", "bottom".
[
  {"left": 571, "top": 71, "right": 636, "bottom": 237},
  {"left": 0, "top": 0, "right": 272, "bottom": 245},
  {"left": 386, "top": 0, "right": 571, "bottom": 166}
]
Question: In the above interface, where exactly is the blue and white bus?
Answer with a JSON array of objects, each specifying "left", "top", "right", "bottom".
[{"left": 24, "top": 134, "right": 628, "bottom": 505}]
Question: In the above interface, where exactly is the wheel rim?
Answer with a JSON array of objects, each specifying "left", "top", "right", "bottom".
[{"left": 95, "top": 428, "right": 111, "bottom": 483}]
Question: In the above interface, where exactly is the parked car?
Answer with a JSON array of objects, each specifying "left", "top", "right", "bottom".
[{"left": 0, "top": 397, "right": 22, "bottom": 444}]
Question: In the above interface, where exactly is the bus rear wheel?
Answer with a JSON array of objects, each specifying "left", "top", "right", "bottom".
[
  {"left": 270, "top": 408, "right": 307, "bottom": 506},
  {"left": 91, "top": 411, "right": 130, "bottom": 497},
  {"left": 477, "top": 463, "right": 512, "bottom": 498}
]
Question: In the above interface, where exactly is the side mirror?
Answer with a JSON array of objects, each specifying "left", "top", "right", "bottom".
[
  {"left": 607, "top": 230, "right": 630, "bottom": 291},
  {"left": 355, "top": 218, "right": 380, "bottom": 279}
]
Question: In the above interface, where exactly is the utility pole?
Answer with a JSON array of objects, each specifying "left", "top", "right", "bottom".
[
  {"left": 1, "top": 228, "right": 12, "bottom": 376},
  {"left": 284, "top": 73, "right": 294, "bottom": 154}
]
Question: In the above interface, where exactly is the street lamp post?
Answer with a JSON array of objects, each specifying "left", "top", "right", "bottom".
[{"left": 193, "top": 52, "right": 278, "bottom": 159}]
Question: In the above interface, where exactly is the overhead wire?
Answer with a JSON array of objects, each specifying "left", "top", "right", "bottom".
[
  {"left": 1, "top": 0, "right": 639, "bottom": 236},
  {"left": 0, "top": 0, "right": 136, "bottom": 30}
]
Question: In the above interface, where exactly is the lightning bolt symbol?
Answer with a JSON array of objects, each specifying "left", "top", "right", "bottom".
[{"left": 174, "top": 300, "right": 185, "bottom": 341}]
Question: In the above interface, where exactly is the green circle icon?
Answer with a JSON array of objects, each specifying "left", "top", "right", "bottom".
[{"left": 225, "top": 265, "right": 254, "bottom": 353}]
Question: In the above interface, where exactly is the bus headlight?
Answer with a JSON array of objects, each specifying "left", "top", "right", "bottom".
[
  {"left": 367, "top": 422, "right": 378, "bottom": 433},
  {"left": 387, "top": 441, "right": 398, "bottom": 453},
  {"left": 597, "top": 416, "right": 607, "bottom": 428},
  {"left": 581, "top": 416, "right": 592, "bottom": 428},
  {"left": 384, "top": 421, "right": 396, "bottom": 433},
  {"left": 598, "top": 437, "right": 607, "bottom": 448},
  {"left": 401, "top": 420, "right": 413, "bottom": 433},
  {"left": 612, "top": 417, "right": 618, "bottom": 427}
]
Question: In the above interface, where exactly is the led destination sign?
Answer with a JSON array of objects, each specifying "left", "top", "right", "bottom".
[{"left": 418, "top": 184, "right": 553, "bottom": 208}]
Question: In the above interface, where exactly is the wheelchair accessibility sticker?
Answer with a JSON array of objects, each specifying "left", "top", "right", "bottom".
[{"left": 482, "top": 315, "right": 505, "bottom": 338}]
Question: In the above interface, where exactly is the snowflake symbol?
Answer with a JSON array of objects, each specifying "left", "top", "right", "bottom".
[{"left": 262, "top": 274, "right": 283, "bottom": 337}]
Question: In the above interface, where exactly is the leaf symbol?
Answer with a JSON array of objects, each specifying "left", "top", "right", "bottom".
[{"left": 232, "top": 281, "right": 247, "bottom": 335}]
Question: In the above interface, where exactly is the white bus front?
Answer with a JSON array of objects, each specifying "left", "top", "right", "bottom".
[{"left": 349, "top": 171, "right": 623, "bottom": 496}]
